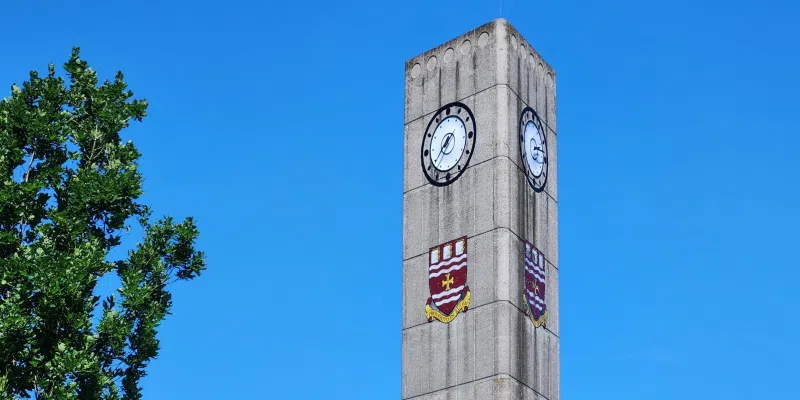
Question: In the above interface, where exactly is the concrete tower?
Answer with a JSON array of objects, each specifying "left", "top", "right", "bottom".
[{"left": 402, "top": 19, "right": 559, "bottom": 399}]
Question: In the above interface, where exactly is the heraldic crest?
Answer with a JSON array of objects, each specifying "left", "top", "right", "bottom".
[
  {"left": 425, "top": 237, "right": 471, "bottom": 323},
  {"left": 523, "top": 240, "right": 547, "bottom": 327}
]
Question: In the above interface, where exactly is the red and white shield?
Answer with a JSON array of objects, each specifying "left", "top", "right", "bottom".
[
  {"left": 523, "top": 241, "right": 547, "bottom": 327},
  {"left": 426, "top": 237, "right": 471, "bottom": 323}
]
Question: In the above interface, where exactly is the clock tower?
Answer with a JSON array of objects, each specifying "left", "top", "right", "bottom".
[{"left": 402, "top": 19, "right": 559, "bottom": 399}]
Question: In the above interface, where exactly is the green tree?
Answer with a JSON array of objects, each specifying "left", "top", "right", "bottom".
[{"left": 0, "top": 48, "right": 206, "bottom": 400}]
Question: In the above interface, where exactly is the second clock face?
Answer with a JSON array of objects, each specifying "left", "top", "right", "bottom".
[
  {"left": 421, "top": 102, "right": 476, "bottom": 186},
  {"left": 519, "top": 106, "right": 548, "bottom": 192}
]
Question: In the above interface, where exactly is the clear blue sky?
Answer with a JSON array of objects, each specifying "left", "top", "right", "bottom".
[{"left": 2, "top": 0, "right": 799, "bottom": 398}]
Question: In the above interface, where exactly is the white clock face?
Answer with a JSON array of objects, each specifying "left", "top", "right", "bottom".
[
  {"left": 421, "top": 102, "right": 477, "bottom": 186},
  {"left": 518, "top": 107, "right": 548, "bottom": 192},
  {"left": 524, "top": 121, "right": 545, "bottom": 177},
  {"left": 430, "top": 116, "right": 467, "bottom": 171}
]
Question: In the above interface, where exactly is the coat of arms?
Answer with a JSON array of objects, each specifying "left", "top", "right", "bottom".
[
  {"left": 523, "top": 241, "right": 547, "bottom": 327},
  {"left": 425, "top": 237, "right": 471, "bottom": 323}
]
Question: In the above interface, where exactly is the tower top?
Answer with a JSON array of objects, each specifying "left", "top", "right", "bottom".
[{"left": 405, "top": 18, "right": 555, "bottom": 78}]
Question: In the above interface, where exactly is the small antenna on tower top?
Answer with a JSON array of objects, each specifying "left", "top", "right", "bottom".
[{"left": 499, "top": 0, "right": 503, "bottom": 17}]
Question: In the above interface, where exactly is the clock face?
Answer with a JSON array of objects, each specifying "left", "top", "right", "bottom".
[
  {"left": 421, "top": 102, "right": 476, "bottom": 186},
  {"left": 519, "top": 106, "right": 548, "bottom": 192}
]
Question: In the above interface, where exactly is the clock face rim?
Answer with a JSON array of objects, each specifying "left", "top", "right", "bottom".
[
  {"left": 518, "top": 106, "right": 548, "bottom": 192},
  {"left": 420, "top": 101, "right": 477, "bottom": 187}
]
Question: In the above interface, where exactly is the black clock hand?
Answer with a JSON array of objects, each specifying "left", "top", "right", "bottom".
[
  {"left": 442, "top": 132, "right": 453, "bottom": 150},
  {"left": 435, "top": 146, "right": 445, "bottom": 164},
  {"left": 435, "top": 131, "right": 455, "bottom": 164}
]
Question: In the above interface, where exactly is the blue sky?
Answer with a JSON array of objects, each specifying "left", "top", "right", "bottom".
[{"left": 2, "top": 0, "right": 800, "bottom": 398}]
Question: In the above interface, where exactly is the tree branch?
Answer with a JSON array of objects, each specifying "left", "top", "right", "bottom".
[
  {"left": 23, "top": 150, "right": 35, "bottom": 183},
  {"left": 18, "top": 150, "right": 36, "bottom": 241}
]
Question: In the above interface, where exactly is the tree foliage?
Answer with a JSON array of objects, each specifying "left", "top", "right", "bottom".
[{"left": 0, "top": 48, "right": 205, "bottom": 399}]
